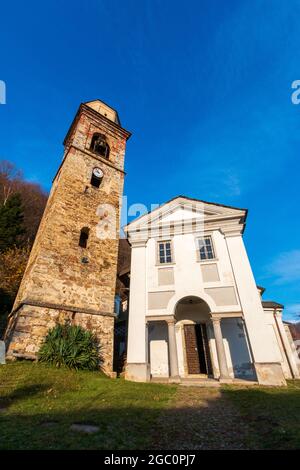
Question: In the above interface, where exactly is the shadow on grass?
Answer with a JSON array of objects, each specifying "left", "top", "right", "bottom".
[
  {"left": 222, "top": 383, "right": 300, "bottom": 450},
  {"left": 0, "top": 384, "right": 248, "bottom": 450},
  {"left": 151, "top": 388, "right": 249, "bottom": 450},
  {"left": 0, "top": 384, "right": 49, "bottom": 411},
  {"left": 1, "top": 362, "right": 300, "bottom": 450},
  {"left": 0, "top": 406, "right": 170, "bottom": 450}
]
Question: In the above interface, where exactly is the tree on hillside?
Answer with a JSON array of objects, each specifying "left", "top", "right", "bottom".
[
  {"left": 0, "top": 244, "right": 30, "bottom": 337},
  {"left": 0, "top": 160, "right": 48, "bottom": 245},
  {"left": 0, "top": 193, "right": 25, "bottom": 252},
  {"left": 0, "top": 160, "right": 22, "bottom": 205},
  {"left": 0, "top": 160, "right": 48, "bottom": 335},
  {"left": 0, "top": 244, "right": 30, "bottom": 297},
  {"left": 14, "top": 180, "right": 48, "bottom": 244}
]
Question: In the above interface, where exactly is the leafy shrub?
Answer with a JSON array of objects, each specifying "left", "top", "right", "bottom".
[{"left": 38, "top": 324, "right": 101, "bottom": 371}]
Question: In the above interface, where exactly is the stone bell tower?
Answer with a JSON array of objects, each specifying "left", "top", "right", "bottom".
[{"left": 5, "top": 100, "right": 131, "bottom": 374}]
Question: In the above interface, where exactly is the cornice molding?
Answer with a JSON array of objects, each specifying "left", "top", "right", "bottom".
[
  {"left": 124, "top": 197, "right": 246, "bottom": 232},
  {"left": 63, "top": 103, "right": 131, "bottom": 147},
  {"left": 125, "top": 200, "right": 246, "bottom": 241},
  {"left": 210, "top": 312, "right": 243, "bottom": 319},
  {"left": 130, "top": 239, "right": 147, "bottom": 248},
  {"left": 146, "top": 314, "right": 175, "bottom": 323},
  {"left": 126, "top": 215, "right": 244, "bottom": 242},
  {"left": 10, "top": 299, "right": 116, "bottom": 318},
  {"left": 71, "top": 144, "right": 126, "bottom": 175},
  {"left": 52, "top": 144, "right": 126, "bottom": 184}
]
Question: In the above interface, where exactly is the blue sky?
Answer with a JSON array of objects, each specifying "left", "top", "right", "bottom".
[{"left": 0, "top": 0, "right": 299, "bottom": 321}]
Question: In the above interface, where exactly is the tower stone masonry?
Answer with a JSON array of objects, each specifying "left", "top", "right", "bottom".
[{"left": 5, "top": 100, "right": 131, "bottom": 374}]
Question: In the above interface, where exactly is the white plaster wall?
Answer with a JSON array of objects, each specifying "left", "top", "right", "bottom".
[
  {"left": 162, "top": 205, "right": 202, "bottom": 222},
  {"left": 283, "top": 323, "right": 300, "bottom": 375},
  {"left": 148, "top": 322, "right": 169, "bottom": 377},
  {"left": 264, "top": 311, "right": 290, "bottom": 377},
  {"left": 145, "top": 230, "right": 241, "bottom": 318},
  {"left": 126, "top": 243, "right": 147, "bottom": 364},
  {"left": 221, "top": 318, "right": 255, "bottom": 379},
  {"left": 226, "top": 235, "right": 283, "bottom": 364},
  {"left": 264, "top": 311, "right": 300, "bottom": 379}
]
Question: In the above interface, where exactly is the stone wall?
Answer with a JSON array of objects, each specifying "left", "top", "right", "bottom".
[{"left": 6, "top": 304, "right": 114, "bottom": 373}]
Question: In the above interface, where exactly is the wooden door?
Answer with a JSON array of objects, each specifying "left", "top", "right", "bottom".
[{"left": 184, "top": 324, "right": 201, "bottom": 374}]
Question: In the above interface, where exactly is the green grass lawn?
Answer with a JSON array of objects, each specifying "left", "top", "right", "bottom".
[
  {"left": 1, "top": 362, "right": 300, "bottom": 450},
  {"left": 223, "top": 381, "right": 300, "bottom": 449},
  {"left": 0, "top": 362, "right": 176, "bottom": 450}
]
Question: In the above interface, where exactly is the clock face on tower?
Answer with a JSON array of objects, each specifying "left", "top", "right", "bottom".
[{"left": 92, "top": 167, "right": 103, "bottom": 179}]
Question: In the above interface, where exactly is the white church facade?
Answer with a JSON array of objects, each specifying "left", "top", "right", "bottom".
[{"left": 124, "top": 196, "right": 300, "bottom": 386}]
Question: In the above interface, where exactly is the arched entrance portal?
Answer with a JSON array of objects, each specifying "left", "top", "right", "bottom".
[{"left": 175, "top": 296, "right": 213, "bottom": 377}]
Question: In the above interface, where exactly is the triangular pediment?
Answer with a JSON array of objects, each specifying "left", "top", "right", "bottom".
[{"left": 124, "top": 196, "right": 247, "bottom": 234}]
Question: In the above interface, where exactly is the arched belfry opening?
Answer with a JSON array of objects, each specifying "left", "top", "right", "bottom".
[
  {"left": 90, "top": 133, "right": 110, "bottom": 159},
  {"left": 175, "top": 296, "right": 213, "bottom": 377}
]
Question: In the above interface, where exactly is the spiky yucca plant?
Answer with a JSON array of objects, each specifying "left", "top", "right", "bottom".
[{"left": 38, "top": 324, "right": 101, "bottom": 370}]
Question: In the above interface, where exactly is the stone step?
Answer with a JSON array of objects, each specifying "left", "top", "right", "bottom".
[
  {"left": 150, "top": 376, "right": 220, "bottom": 387},
  {"left": 180, "top": 378, "right": 220, "bottom": 387},
  {"left": 151, "top": 376, "right": 259, "bottom": 387}
]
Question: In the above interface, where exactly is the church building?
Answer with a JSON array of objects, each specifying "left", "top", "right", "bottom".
[
  {"left": 4, "top": 100, "right": 299, "bottom": 386},
  {"left": 124, "top": 196, "right": 300, "bottom": 385}
]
